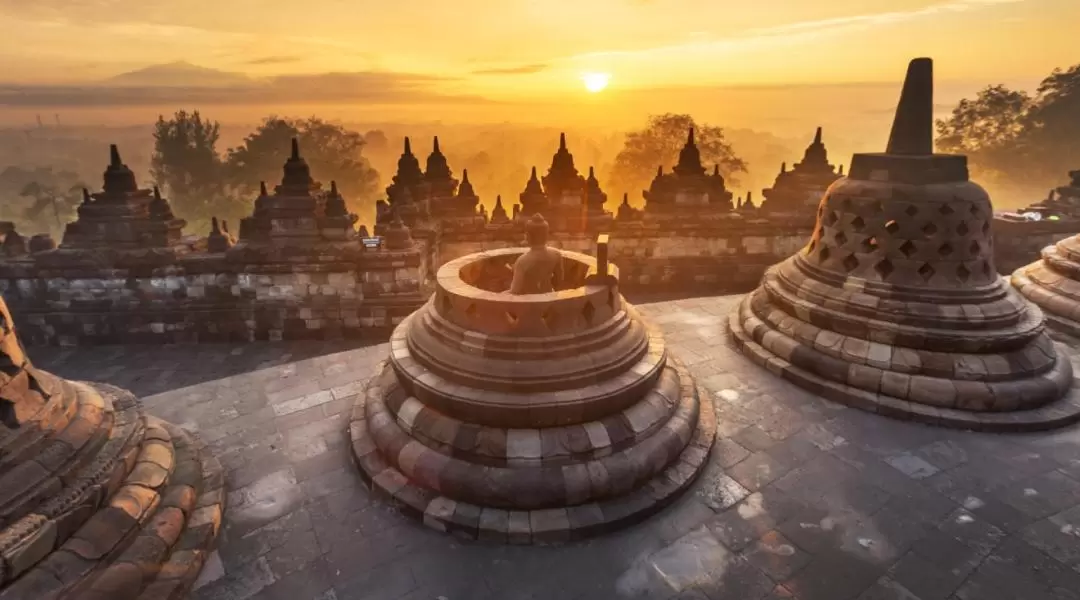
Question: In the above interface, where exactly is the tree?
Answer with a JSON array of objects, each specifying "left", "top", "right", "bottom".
[
  {"left": 19, "top": 181, "right": 83, "bottom": 233},
  {"left": 151, "top": 110, "right": 224, "bottom": 203},
  {"left": 935, "top": 63, "right": 1080, "bottom": 189},
  {"left": 609, "top": 113, "right": 748, "bottom": 202},
  {"left": 226, "top": 117, "right": 380, "bottom": 210}
]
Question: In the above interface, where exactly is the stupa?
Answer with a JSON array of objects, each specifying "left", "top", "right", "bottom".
[
  {"left": 759, "top": 127, "right": 842, "bottom": 214},
  {"left": 230, "top": 139, "right": 360, "bottom": 263},
  {"left": 728, "top": 58, "right": 1080, "bottom": 432},
  {"left": 642, "top": 129, "right": 733, "bottom": 215},
  {"left": 1012, "top": 230, "right": 1080, "bottom": 337},
  {"left": 52, "top": 146, "right": 186, "bottom": 259},
  {"left": 424, "top": 137, "right": 460, "bottom": 218},
  {"left": 0, "top": 297, "right": 224, "bottom": 598},
  {"left": 348, "top": 225, "right": 716, "bottom": 541},
  {"left": 379, "top": 137, "right": 430, "bottom": 230}
]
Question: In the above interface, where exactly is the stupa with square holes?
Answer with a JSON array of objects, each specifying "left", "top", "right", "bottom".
[
  {"left": 0, "top": 296, "right": 224, "bottom": 599},
  {"left": 727, "top": 57, "right": 1080, "bottom": 432},
  {"left": 348, "top": 218, "right": 716, "bottom": 542}
]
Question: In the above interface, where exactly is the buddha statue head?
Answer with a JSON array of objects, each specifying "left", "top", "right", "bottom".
[{"left": 525, "top": 213, "right": 549, "bottom": 248}]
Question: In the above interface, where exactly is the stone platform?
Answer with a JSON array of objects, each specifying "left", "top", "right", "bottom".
[
  {"left": 28, "top": 295, "right": 1080, "bottom": 600},
  {"left": 1013, "top": 234, "right": 1080, "bottom": 337},
  {"left": 347, "top": 246, "right": 717, "bottom": 541},
  {"left": 0, "top": 298, "right": 225, "bottom": 599},
  {"left": 729, "top": 58, "right": 1080, "bottom": 432}
]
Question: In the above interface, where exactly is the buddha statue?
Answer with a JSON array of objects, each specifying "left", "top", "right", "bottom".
[{"left": 509, "top": 213, "right": 564, "bottom": 294}]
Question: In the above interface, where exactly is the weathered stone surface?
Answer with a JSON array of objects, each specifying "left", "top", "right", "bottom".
[
  {"left": 0, "top": 297, "right": 225, "bottom": 599},
  {"left": 349, "top": 240, "right": 716, "bottom": 542},
  {"left": 728, "top": 58, "right": 1080, "bottom": 431}
]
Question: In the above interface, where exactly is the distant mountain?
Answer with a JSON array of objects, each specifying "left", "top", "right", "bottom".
[{"left": 105, "top": 62, "right": 252, "bottom": 88}]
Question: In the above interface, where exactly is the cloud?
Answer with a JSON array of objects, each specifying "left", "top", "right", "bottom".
[
  {"left": 0, "top": 71, "right": 494, "bottom": 107},
  {"left": 244, "top": 55, "right": 304, "bottom": 66},
  {"left": 567, "top": 0, "right": 1027, "bottom": 62},
  {"left": 471, "top": 63, "right": 549, "bottom": 76}
]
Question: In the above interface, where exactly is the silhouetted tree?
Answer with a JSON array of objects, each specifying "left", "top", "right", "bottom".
[
  {"left": 19, "top": 181, "right": 83, "bottom": 232},
  {"left": 0, "top": 167, "right": 85, "bottom": 236},
  {"left": 609, "top": 114, "right": 747, "bottom": 203},
  {"left": 936, "top": 63, "right": 1080, "bottom": 187},
  {"left": 151, "top": 110, "right": 224, "bottom": 200},
  {"left": 226, "top": 117, "right": 380, "bottom": 209}
]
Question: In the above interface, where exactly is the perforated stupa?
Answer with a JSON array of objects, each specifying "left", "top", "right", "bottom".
[{"left": 728, "top": 58, "right": 1080, "bottom": 431}]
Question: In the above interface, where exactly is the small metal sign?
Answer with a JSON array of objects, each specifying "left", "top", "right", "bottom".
[{"left": 362, "top": 236, "right": 382, "bottom": 249}]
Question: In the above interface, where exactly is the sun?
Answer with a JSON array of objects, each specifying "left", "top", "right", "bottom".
[{"left": 581, "top": 72, "right": 611, "bottom": 93}]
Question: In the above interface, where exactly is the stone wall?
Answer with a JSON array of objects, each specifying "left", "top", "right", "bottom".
[
  {"left": 0, "top": 246, "right": 426, "bottom": 346},
  {"left": 2, "top": 213, "right": 1069, "bottom": 346},
  {"left": 439, "top": 215, "right": 813, "bottom": 296},
  {"left": 992, "top": 218, "right": 1079, "bottom": 274}
]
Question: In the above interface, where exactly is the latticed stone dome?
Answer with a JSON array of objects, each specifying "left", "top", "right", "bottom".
[{"left": 728, "top": 57, "right": 1080, "bottom": 431}]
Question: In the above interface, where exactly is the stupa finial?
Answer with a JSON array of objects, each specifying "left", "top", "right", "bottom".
[
  {"left": 781, "top": 162, "right": 787, "bottom": 173},
  {"left": 259, "top": 181, "right": 268, "bottom": 196},
  {"left": 838, "top": 164, "right": 845, "bottom": 176},
  {"left": 153, "top": 185, "right": 162, "bottom": 200},
  {"left": 109, "top": 144, "right": 122, "bottom": 167},
  {"left": 433, "top": 136, "right": 440, "bottom": 153},
  {"left": 290, "top": 137, "right": 300, "bottom": 160},
  {"left": 813, "top": 126, "right": 822, "bottom": 145},
  {"left": 687, "top": 127, "right": 695, "bottom": 146},
  {"left": 559, "top": 132, "right": 566, "bottom": 150},
  {"left": 885, "top": 57, "right": 934, "bottom": 155},
  {"left": 404, "top": 136, "right": 412, "bottom": 155}
]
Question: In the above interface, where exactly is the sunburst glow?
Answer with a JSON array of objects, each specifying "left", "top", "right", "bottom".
[{"left": 581, "top": 72, "right": 611, "bottom": 93}]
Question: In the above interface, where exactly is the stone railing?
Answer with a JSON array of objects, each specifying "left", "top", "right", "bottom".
[
  {"left": 1, "top": 212, "right": 1071, "bottom": 346},
  {"left": 0, "top": 242, "right": 427, "bottom": 345}
]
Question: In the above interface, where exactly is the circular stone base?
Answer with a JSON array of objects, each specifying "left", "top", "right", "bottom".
[
  {"left": 728, "top": 306, "right": 1080, "bottom": 432},
  {"left": 347, "top": 365, "right": 717, "bottom": 544}
]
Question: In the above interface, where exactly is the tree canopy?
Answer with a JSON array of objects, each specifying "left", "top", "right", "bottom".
[
  {"left": 609, "top": 113, "right": 748, "bottom": 202},
  {"left": 147, "top": 112, "right": 381, "bottom": 232},
  {"left": 936, "top": 63, "right": 1080, "bottom": 188},
  {"left": 225, "top": 116, "right": 379, "bottom": 204}
]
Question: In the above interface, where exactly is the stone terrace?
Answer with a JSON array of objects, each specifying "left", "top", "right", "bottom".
[{"left": 29, "top": 295, "right": 1080, "bottom": 600}]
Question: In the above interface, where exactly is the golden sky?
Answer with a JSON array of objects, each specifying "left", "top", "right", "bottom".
[{"left": 1, "top": 0, "right": 1077, "bottom": 91}]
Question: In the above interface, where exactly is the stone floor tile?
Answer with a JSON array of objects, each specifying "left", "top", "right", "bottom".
[
  {"left": 740, "top": 529, "right": 812, "bottom": 581},
  {"left": 22, "top": 299, "right": 1080, "bottom": 600}
]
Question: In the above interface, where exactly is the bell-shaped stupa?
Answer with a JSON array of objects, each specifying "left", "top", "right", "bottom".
[
  {"left": 0, "top": 298, "right": 224, "bottom": 598},
  {"left": 728, "top": 58, "right": 1080, "bottom": 431},
  {"left": 1012, "top": 231, "right": 1080, "bottom": 337}
]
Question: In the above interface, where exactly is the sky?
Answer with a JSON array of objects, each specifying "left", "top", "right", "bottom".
[{"left": 0, "top": 0, "right": 1077, "bottom": 127}]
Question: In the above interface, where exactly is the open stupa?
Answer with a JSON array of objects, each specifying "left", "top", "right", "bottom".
[{"left": 348, "top": 223, "right": 716, "bottom": 543}]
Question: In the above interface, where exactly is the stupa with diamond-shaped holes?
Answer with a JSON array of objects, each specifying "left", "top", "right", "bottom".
[
  {"left": 348, "top": 233, "right": 716, "bottom": 542},
  {"left": 728, "top": 57, "right": 1080, "bottom": 431}
]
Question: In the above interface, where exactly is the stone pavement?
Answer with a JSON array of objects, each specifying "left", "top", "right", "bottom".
[{"left": 29, "top": 295, "right": 1080, "bottom": 600}]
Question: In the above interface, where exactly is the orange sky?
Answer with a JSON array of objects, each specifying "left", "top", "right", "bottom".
[
  {"left": 0, "top": 0, "right": 1077, "bottom": 129},
  {"left": 1, "top": 0, "right": 1076, "bottom": 87}
]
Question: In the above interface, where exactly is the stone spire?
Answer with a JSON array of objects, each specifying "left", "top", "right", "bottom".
[
  {"left": 673, "top": 128, "right": 705, "bottom": 177},
  {"left": 259, "top": 181, "right": 268, "bottom": 197},
  {"left": 731, "top": 56, "right": 1078, "bottom": 430},
  {"left": 545, "top": 132, "right": 580, "bottom": 183},
  {"left": 740, "top": 190, "right": 755, "bottom": 212},
  {"left": 886, "top": 58, "right": 934, "bottom": 155},
  {"left": 759, "top": 127, "right": 840, "bottom": 213},
  {"left": 207, "top": 216, "right": 234, "bottom": 252},
  {"left": 425, "top": 136, "right": 453, "bottom": 181},
  {"left": 81, "top": 187, "right": 92, "bottom": 204},
  {"left": 524, "top": 166, "right": 544, "bottom": 195},
  {"left": 394, "top": 136, "right": 425, "bottom": 186},
  {"left": 490, "top": 195, "right": 510, "bottom": 224},
  {"left": 279, "top": 137, "right": 315, "bottom": 194},
  {"left": 103, "top": 144, "right": 138, "bottom": 196},
  {"left": 454, "top": 168, "right": 479, "bottom": 213},
  {"left": 585, "top": 166, "right": 607, "bottom": 212},
  {"left": 617, "top": 192, "right": 637, "bottom": 220},
  {"left": 838, "top": 164, "right": 845, "bottom": 176},
  {"left": 325, "top": 180, "right": 348, "bottom": 218},
  {"left": 383, "top": 209, "right": 414, "bottom": 250},
  {"left": 149, "top": 185, "right": 175, "bottom": 221}
]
